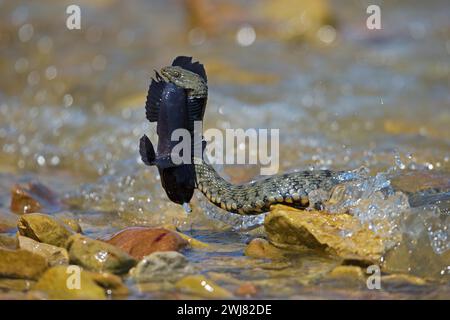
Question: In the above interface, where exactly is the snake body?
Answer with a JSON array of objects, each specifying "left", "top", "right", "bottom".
[
  {"left": 140, "top": 57, "right": 449, "bottom": 215},
  {"left": 149, "top": 57, "right": 356, "bottom": 215},
  {"left": 194, "top": 162, "right": 347, "bottom": 214}
]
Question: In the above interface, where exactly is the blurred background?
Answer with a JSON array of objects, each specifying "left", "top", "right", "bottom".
[{"left": 0, "top": 0, "right": 449, "bottom": 295}]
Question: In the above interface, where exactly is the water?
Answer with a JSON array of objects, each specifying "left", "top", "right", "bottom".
[{"left": 0, "top": 0, "right": 449, "bottom": 298}]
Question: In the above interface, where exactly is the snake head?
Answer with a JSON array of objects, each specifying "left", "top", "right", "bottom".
[{"left": 160, "top": 66, "right": 207, "bottom": 97}]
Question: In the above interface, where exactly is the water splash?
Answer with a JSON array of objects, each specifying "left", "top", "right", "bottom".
[
  {"left": 197, "top": 192, "right": 266, "bottom": 231},
  {"left": 182, "top": 202, "right": 192, "bottom": 214},
  {"left": 326, "top": 169, "right": 410, "bottom": 247},
  {"left": 326, "top": 167, "right": 450, "bottom": 262}
]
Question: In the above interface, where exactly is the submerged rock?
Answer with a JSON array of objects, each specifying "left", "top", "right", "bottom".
[
  {"left": 129, "top": 251, "right": 194, "bottom": 283},
  {"left": 162, "top": 225, "right": 211, "bottom": 250},
  {"left": 327, "top": 265, "right": 366, "bottom": 281},
  {"left": 244, "top": 238, "right": 288, "bottom": 260},
  {"left": 177, "top": 232, "right": 211, "bottom": 250},
  {"left": 382, "top": 273, "right": 428, "bottom": 288},
  {"left": 175, "top": 275, "right": 233, "bottom": 299},
  {"left": 67, "top": 234, "right": 136, "bottom": 274},
  {"left": 105, "top": 227, "right": 188, "bottom": 259},
  {"left": 207, "top": 272, "right": 243, "bottom": 285},
  {"left": 265, "top": 205, "right": 386, "bottom": 263},
  {"left": 18, "top": 213, "right": 75, "bottom": 248},
  {"left": 0, "top": 248, "right": 48, "bottom": 279},
  {"left": 235, "top": 282, "right": 258, "bottom": 297},
  {"left": 10, "top": 182, "right": 60, "bottom": 214},
  {"left": 10, "top": 184, "right": 42, "bottom": 214},
  {"left": 17, "top": 235, "right": 69, "bottom": 266}
]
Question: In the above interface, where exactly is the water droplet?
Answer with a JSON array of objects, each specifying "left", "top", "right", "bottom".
[
  {"left": 236, "top": 25, "right": 256, "bottom": 47},
  {"left": 182, "top": 203, "right": 192, "bottom": 214},
  {"left": 63, "top": 94, "right": 73, "bottom": 107},
  {"left": 36, "top": 155, "right": 46, "bottom": 166},
  {"left": 317, "top": 25, "right": 336, "bottom": 44},
  {"left": 50, "top": 156, "right": 60, "bottom": 166},
  {"left": 18, "top": 23, "right": 33, "bottom": 42},
  {"left": 27, "top": 71, "right": 40, "bottom": 86},
  {"left": 188, "top": 28, "right": 206, "bottom": 46},
  {"left": 45, "top": 66, "right": 57, "bottom": 80},
  {"left": 394, "top": 153, "right": 406, "bottom": 170},
  {"left": 14, "top": 57, "right": 29, "bottom": 73}
]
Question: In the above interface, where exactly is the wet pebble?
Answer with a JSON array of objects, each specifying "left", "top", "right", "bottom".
[
  {"left": 382, "top": 273, "right": 428, "bottom": 288},
  {"left": 265, "top": 205, "right": 386, "bottom": 263},
  {"left": 244, "top": 238, "right": 287, "bottom": 260},
  {"left": 17, "top": 235, "right": 69, "bottom": 266},
  {"left": 0, "top": 248, "right": 48, "bottom": 279},
  {"left": 105, "top": 227, "right": 189, "bottom": 259},
  {"left": 10, "top": 184, "right": 42, "bottom": 214},
  {"left": 61, "top": 217, "right": 83, "bottom": 233},
  {"left": 129, "top": 251, "right": 194, "bottom": 283},
  {"left": 0, "top": 278, "right": 35, "bottom": 292},
  {"left": 175, "top": 275, "right": 233, "bottom": 299},
  {"left": 18, "top": 213, "right": 75, "bottom": 248},
  {"left": 67, "top": 233, "right": 136, "bottom": 274},
  {"left": 235, "top": 282, "right": 258, "bottom": 297},
  {"left": 327, "top": 265, "right": 366, "bottom": 281},
  {"left": 33, "top": 265, "right": 127, "bottom": 299},
  {"left": 10, "top": 182, "right": 60, "bottom": 214}
]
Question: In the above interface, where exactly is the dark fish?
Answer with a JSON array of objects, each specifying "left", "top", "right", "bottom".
[{"left": 140, "top": 77, "right": 195, "bottom": 205}]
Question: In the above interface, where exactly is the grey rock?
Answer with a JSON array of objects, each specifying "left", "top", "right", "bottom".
[{"left": 130, "top": 251, "right": 194, "bottom": 283}]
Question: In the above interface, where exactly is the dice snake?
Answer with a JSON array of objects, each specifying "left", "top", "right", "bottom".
[{"left": 140, "top": 56, "right": 357, "bottom": 215}]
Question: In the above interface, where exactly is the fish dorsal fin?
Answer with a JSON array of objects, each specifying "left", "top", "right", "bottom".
[
  {"left": 145, "top": 72, "right": 166, "bottom": 122},
  {"left": 172, "top": 56, "right": 207, "bottom": 83}
]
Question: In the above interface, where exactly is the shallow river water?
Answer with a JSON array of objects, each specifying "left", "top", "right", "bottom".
[{"left": 0, "top": 0, "right": 449, "bottom": 299}]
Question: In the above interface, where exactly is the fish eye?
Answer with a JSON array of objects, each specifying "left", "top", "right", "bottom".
[{"left": 172, "top": 70, "right": 181, "bottom": 78}]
